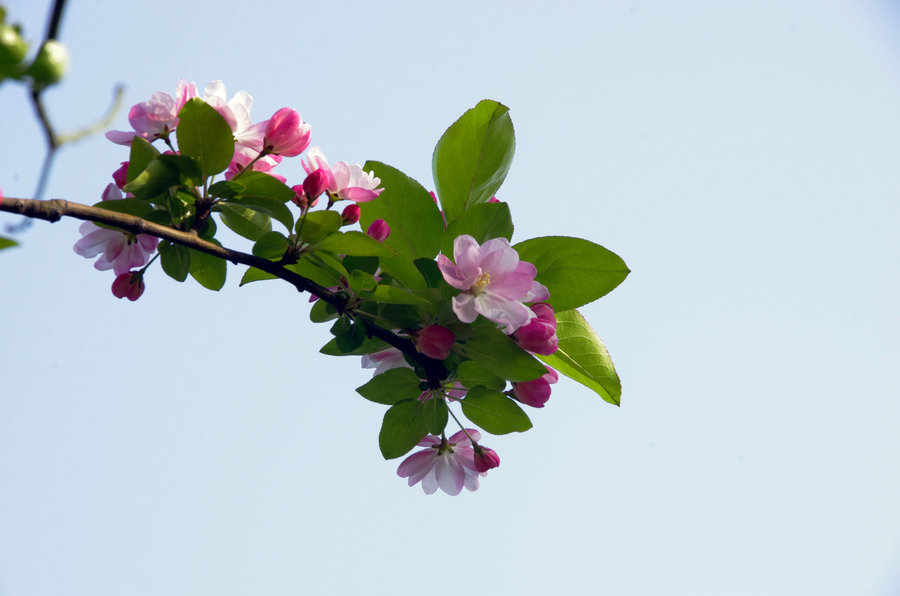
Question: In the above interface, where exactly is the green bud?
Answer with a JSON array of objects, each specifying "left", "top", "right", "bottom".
[
  {"left": 0, "top": 23, "right": 27, "bottom": 67},
  {"left": 24, "top": 39, "right": 69, "bottom": 86}
]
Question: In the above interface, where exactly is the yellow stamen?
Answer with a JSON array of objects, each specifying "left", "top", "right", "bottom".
[{"left": 472, "top": 271, "right": 491, "bottom": 295}]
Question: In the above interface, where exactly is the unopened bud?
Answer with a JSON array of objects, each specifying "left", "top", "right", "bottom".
[
  {"left": 366, "top": 219, "right": 390, "bottom": 242},
  {"left": 24, "top": 39, "right": 69, "bottom": 86},
  {"left": 473, "top": 445, "right": 500, "bottom": 473},
  {"left": 341, "top": 203, "right": 361, "bottom": 225},
  {"left": 0, "top": 23, "right": 27, "bottom": 67},
  {"left": 302, "top": 168, "right": 329, "bottom": 200}
]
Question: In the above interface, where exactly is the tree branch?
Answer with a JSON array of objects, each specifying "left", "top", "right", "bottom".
[{"left": 0, "top": 196, "right": 448, "bottom": 383}]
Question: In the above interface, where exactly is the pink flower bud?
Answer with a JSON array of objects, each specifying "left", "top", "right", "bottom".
[
  {"left": 511, "top": 366, "right": 558, "bottom": 408},
  {"left": 112, "top": 161, "right": 129, "bottom": 190},
  {"left": 530, "top": 302, "right": 556, "bottom": 326},
  {"left": 489, "top": 196, "right": 500, "bottom": 203},
  {"left": 513, "top": 303, "right": 558, "bottom": 355},
  {"left": 111, "top": 271, "right": 145, "bottom": 301},
  {"left": 414, "top": 325, "right": 455, "bottom": 360},
  {"left": 263, "top": 107, "right": 311, "bottom": 157},
  {"left": 341, "top": 204, "right": 361, "bottom": 225},
  {"left": 290, "top": 184, "right": 318, "bottom": 211},
  {"left": 366, "top": 219, "right": 390, "bottom": 242},
  {"left": 302, "top": 168, "right": 330, "bottom": 200},
  {"left": 473, "top": 445, "right": 500, "bottom": 473}
]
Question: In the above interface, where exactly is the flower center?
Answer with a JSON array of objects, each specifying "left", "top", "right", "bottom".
[{"left": 471, "top": 271, "right": 491, "bottom": 295}]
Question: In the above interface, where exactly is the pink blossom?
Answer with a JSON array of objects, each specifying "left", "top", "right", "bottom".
[
  {"left": 514, "top": 303, "right": 559, "bottom": 355},
  {"left": 263, "top": 107, "right": 311, "bottom": 157},
  {"left": 397, "top": 429, "right": 485, "bottom": 495},
  {"left": 203, "top": 80, "right": 266, "bottom": 150},
  {"left": 361, "top": 348, "right": 410, "bottom": 376},
  {"left": 111, "top": 271, "right": 145, "bottom": 301},
  {"left": 437, "top": 235, "right": 549, "bottom": 333},
  {"left": 341, "top": 204, "right": 361, "bottom": 225},
  {"left": 473, "top": 445, "right": 501, "bottom": 473},
  {"left": 302, "top": 169, "right": 330, "bottom": 200},
  {"left": 511, "top": 366, "right": 559, "bottom": 408},
  {"left": 301, "top": 147, "right": 383, "bottom": 203},
  {"left": 106, "top": 79, "right": 196, "bottom": 145},
  {"left": 226, "top": 145, "right": 284, "bottom": 182},
  {"left": 366, "top": 219, "right": 390, "bottom": 242},
  {"left": 73, "top": 184, "right": 159, "bottom": 275},
  {"left": 414, "top": 325, "right": 455, "bottom": 360},
  {"left": 111, "top": 162, "right": 129, "bottom": 189}
]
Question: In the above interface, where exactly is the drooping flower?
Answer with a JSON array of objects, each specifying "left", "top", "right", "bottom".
[
  {"left": 473, "top": 444, "right": 501, "bottom": 473},
  {"left": 105, "top": 79, "right": 196, "bottom": 145},
  {"left": 437, "top": 235, "right": 549, "bottom": 333},
  {"left": 511, "top": 365, "right": 559, "bottom": 408},
  {"left": 73, "top": 184, "right": 159, "bottom": 275},
  {"left": 262, "top": 107, "right": 311, "bottom": 157},
  {"left": 397, "top": 429, "right": 486, "bottom": 495},
  {"left": 413, "top": 325, "right": 455, "bottom": 360},
  {"left": 301, "top": 147, "right": 383, "bottom": 203},
  {"left": 513, "top": 302, "right": 559, "bottom": 355},
  {"left": 111, "top": 271, "right": 145, "bottom": 301}
]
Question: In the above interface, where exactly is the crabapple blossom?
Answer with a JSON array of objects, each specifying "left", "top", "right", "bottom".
[
  {"left": 366, "top": 219, "right": 390, "bottom": 242},
  {"left": 262, "top": 107, "right": 311, "bottom": 157},
  {"left": 111, "top": 271, "right": 145, "bottom": 301},
  {"left": 437, "top": 235, "right": 549, "bottom": 333},
  {"left": 511, "top": 365, "right": 559, "bottom": 408},
  {"left": 73, "top": 184, "right": 159, "bottom": 275},
  {"left": 302, "top": 169, "right": 330, "bottom": 201},
  {"left": 473, "top": 444, "right": 501, "bottom": 473},
  {"left": 203, "top": 80, "right": 265, "bottom": 150},
  {"left": 226, "top": 145, "right": 285, "bottom": 182},
  {"left": 105, "top": 79, "right": 196, "bottom": 145},
  {"left": 301, "top": 147, "right": 383, "bottom": 203},
  {"left": 513, "top": 302, "right": 559, "bottom": 355},
  {"left": 361, "top": 348, "right": 410, "bottom": 376},
  {"left": 397, "top": 429, "right": 486, "bottom": 495},
  {"left": 414, "top": 325, "right": 455, "bottom": 360}
]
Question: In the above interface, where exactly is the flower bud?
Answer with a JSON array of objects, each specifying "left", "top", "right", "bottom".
[
  {"left": 414, "top": 325, "right": 455, "bottom": 360},
  {"left": 366, "top": 219, "right": 390, "bottom": 242},
  {"left": 290, "top": 184, "right": 318, "bottom": 211},
  {"left": 341, "top": 203, "right": 361, "bottom": 225},
  {"left": 24, "top": 39, "right": 69, "bottom": 86},
  {"left": 511, "top": 366, "right": 559, "bottom": 408},
  {"left": 513, "top": 303, "right": 558, "bottom": 355},
  {"left": 0, "top": 23, "right": 27, "bottom": 67},
  {"left": 302, "top": 168, "right": 329, "bottom": 200},
  {"left": 262, "top": 107, "right": 311, "bottom": 157},
  {"left": 111, "top": 271, "right": 145, "bottom": 301},
  {"left": 112, "top": 162, "right": 129, "bottom": 190},
  {"left": 473, "top": 445, "right": 500, "bottom": 473}
]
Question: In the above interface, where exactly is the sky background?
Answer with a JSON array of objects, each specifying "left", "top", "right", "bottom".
[{"left": 1, "top": 1, "right": 899, "bottom": 594}]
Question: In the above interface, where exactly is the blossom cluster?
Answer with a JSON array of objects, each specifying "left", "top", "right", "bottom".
[{"left": 75, "top": 80, "right": 385, "bottom": 300}]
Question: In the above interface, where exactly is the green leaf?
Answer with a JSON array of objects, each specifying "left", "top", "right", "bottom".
[
  {"left": 237, "top": 171, "right": 296, "bottom": 203},
  {"left": 126, "top": 136, "right": 160, "bottom": 183},
  {"left": 188, "top": 242, "right": 227, "bottom": 291},
  {"left": 217, "top": 202, "right": 272, "bottom": 241},
  {"left": 335, "top": 319, "right": 367, "bottom": 353},
  {"left": 320, "top": 335, "right": 388, "bottom": 357},
  {"left": 370, "top": 285, "right": 431, "bottom": 307},
  {"left": 356, "top": 368, "right": 423, "bottom": 405},
  {"left": 423, "top": 398, "right": 448, "bottom": 436},
  {"left": 158, "top": 153, "right": 203, "bottom": 186},
  {"left": 513, "top": 236, "right": 630, "bottom": 311},
  {"left": 209, "top": 180, "right": 244, "bottom": 200},
  {"left": 537, "top": 309, "right": 622, "bottom": 405},
  {"left": 379, "top": 400, "right": 430, "bottom": 459},
  {"left": 122, "top": 158, "right": 179, "bottom": 200},
  {"left": 432, "top": 100, "right": 515, "bottom": 224},
  {"left": 377, "top": 255, "right": 426, "bottom": 291},
  {"left": 457, "top": 361, "right": 506, "bottom": 392},
  {"left": 316, "top": 230, "right": 395, "bottom": 257},
  {"left": 347, "top": 270, "right": 378, "bottom": 293},
  {"left": 227, "top": 195, "right": 294, "bottom": 233},
  {"left": 158, "top": 241, "right": 190, "bottom": 282},
  {"left": 414, "top": 258, "right": 444, "bottom": 289},
  {"left": 461, "top": 324, "right": 546, "bottom": 382},
  {"left": 175, "top": 97, "right": 235, "bottom": 177},
  {"left": 359, "top": 161, "right": 444, "bottom": 259},
  {"left": 239, "top": 266, "right": 277, "bottom": 286},
  {"left": 252, "top": 231, "right": 289, "bottom": 260},
  {"left": 286, "top": 256, "right": 342, "bottom": 289},
  {"left": 296, "top": 210, "right": 341, "bottom": 244},
  {"left": 461, "top": 386, "right": 532, "bottom": 435},
  {"left": 0, "top": 236, "right": 18, "bottom": 251},
  {"left": 342, "top": 255, "right": 379, "bottom": 275},
  {"left": 442, "top": 201, "right": 513, "bottom": 256},
  {"left": 309, "top": 298, "right": 339, "bottom": 323}
]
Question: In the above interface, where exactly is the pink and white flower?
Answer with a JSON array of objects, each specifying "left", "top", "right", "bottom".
[
  {"left": 361, "top": 348, "right": 410, "bottom": 375},
  {"left": 225, "top": 145, "right": 284, "bottom": 182},
  {"left": 437, "top": 235, "right": 549, "bottom": 333},
  {"left": 262, "top": 107, "right": 311, "bottom": 157},
  {"left": 203, "top": 80, "right": 266, "bottom": 150},
  {"left": 73, "top": 184, "right": 159, "bottom": 275},
  {"left": 397, "top": 429, "right": 486, "bottom": 495},
  {"left": 106, "top": 79, "right": 197, "bottom": 145},
  {"left": 301, "top": 147, "right": 383, "bottom": 203}
]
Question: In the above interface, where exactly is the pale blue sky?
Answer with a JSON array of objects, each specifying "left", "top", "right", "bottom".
[{"left": 1, "top": 1, "right": 899, "bottom": 594}]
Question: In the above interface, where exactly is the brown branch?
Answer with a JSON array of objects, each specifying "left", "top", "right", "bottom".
[{"left": 0, "top": 196, "right": 448, "bottom": 383}]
